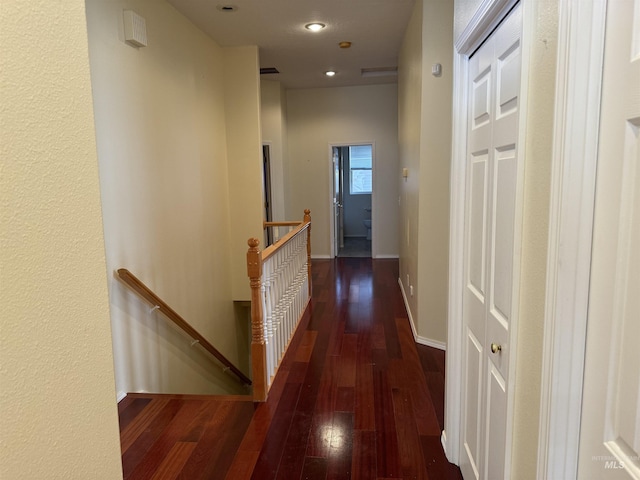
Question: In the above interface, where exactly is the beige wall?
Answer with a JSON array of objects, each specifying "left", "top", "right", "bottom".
[
  {"left": 260, "top": 80, "right": 288, "bottom": 221},
  {"left": 0, "top": 0, "right": 123, "bottom": 478},
  {"left": 398, "top": 0, "right": 423, "bottom": 337},
  {"left": 224, "top": 46, "right": 266, "bottom": 300},
  {"left": 417, "top": 0, "right": 453, "bottom": 344},
  {"left": 287, "top": 84, "right": 400, "bottom": 258},
  {"left": 398, "top": 0, "right": 453, "bottom": 344},
  {"left": 86, "top": 0, "right": 254, "bottom": 398},
  {"left": 510, "top": 1, "right": 557, "bottom": 477}
]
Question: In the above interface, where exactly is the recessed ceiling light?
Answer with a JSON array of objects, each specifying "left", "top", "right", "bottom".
[
  {"left": 216, "top": 4, "right": 238, "bottom": 12},
  {"left": 305, "top": 23, "right": 326, "bottom": 32},
  {"left": 325, "top": 70, "right": 336, "bottom": 77}
]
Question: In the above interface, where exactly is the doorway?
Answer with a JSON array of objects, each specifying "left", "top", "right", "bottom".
[
  {"left": 331, "top": 144, "right": 373, "bottom": 258},
  {"left": 263, "top": 144, "right": 273, "bottom": 246}
]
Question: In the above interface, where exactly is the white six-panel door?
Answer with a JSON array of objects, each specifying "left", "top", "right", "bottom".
[
  {"left": 460, "top": 5, "right": 522, "bottom": 479},
  {"left": 577, "top": 0, "right": 640, "bottom": 478}
]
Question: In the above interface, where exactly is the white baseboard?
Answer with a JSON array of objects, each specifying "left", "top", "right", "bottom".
[
  {"left": 398, "top": 278, "right": 447, "bottom": 351},
  {"left": 416, "top": 335, "right": 446, "bottom": 351},
  {"left": 311, "top": 255, "right": 331, "bottom": 259},
  {"left": 374, "top": 254, "right": 400, "bottom": 259},
  {"left": 442, "top": 430, "right": 453, "bottom": 462},
  {"left": 117, "top": 391, "right": 127, "bottom": 403}
]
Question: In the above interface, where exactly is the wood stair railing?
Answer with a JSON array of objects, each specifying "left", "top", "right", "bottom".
[
  {"left": 248, "top": 209, "right": 312, "bottom": 401},
  {"left": 116, "top": 268, "right": 252, "bottom": 386}
]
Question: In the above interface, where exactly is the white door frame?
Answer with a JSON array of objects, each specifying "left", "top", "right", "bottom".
[
  {"left": 536, "top": 1, "right": 607, "bottom": 478},
  {"left": 444, "top": 0, "right": 526, "bottom": 467},
  {"left": 327, "top": 141, "right": 376, "bottom": 258}
]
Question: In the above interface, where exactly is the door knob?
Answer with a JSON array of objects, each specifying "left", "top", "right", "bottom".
[{"left": 490, "top": 343, "right": 502, "bottom": 354}]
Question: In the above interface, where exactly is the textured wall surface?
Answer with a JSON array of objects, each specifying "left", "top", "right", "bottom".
[
  {"left": 224, "top": 46, "right": 266, "bottom": 300},
  {"left": 0, "top": 0, "right": 123, "bottom": 478},
  {"left": 398, "top": 0, "right": 453, "bottom": 344},
  {"left": 416, "top": 0, "right": 453, "bottom": 345},
  {"left": 85, "top": 0, "right": 252, "bottom": 397},
  {"left": 287, "top": 84, "right": 399, "bottom": 258},
  {"left": 510, "top": 1, "right": 558, "bottom": 477},
  {"left": 398, "top": 0, "right": 423, "bottom": 340}
]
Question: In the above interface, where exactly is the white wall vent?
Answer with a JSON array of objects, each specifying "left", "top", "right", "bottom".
[{"left": 123, "top": 10, "right": 147, "bottom": 47}]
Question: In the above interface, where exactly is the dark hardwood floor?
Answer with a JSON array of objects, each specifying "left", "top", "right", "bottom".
[{"left": 118, "top": 258, "right": 462, "bottom": 480}]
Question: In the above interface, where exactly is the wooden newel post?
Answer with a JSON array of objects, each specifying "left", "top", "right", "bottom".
[
  {"left": 304, "top": 209, "right": 312, "bottom": 296},
  {"left": 247, "top": 238, "right": 267, "bottom": 401}
]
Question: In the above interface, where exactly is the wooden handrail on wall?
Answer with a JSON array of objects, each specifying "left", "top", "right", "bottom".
[
  {"left": 248, "top": 209, "right": 312, "bottom": 401},
  {"left": 116, "top": 268, "right": 252, "bottom": 387}
]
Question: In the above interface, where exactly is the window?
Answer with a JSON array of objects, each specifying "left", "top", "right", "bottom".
[{"left": 349, "top": 145, "right": 372, "bottom": 194}]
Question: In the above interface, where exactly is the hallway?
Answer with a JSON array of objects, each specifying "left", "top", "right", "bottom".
[
  {"left": 246, "top": 258, "right": 461, "bottom": 479},
  {"left": 118, "top": 258, "right": 462, "bottom": 479}
]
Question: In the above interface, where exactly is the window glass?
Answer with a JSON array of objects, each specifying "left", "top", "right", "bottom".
[{"left": 349, "top": 145, "right": 372, "bottom": 194}]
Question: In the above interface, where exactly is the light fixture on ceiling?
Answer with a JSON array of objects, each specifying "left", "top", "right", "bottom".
[
  {"left": 339, "top": 41, "right": 352, "bottom": 49},
  {"left": 305, "top": 23, "right": 326, "bottom": 32},
  {"left": 325, "top": 70, "right": 336, "bottom": 77}
]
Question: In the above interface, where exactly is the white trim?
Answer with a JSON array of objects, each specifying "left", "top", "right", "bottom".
[
  {"left": 117, "top": 391, "right": 127, "bottom": 403},
  {"left": 442, "top": 430, "right": 448, "bottom": 456},
  {"left": 454, "top": 0, "right": 519, "bottom": 54},
  {"left": 311, "top": 255, "right": 331, "bottom": 260},
  {"left": 503, "top": 3, "right": 532, "bottom": 476},
  {"left": 445, "top": 46, "right": 467, "bottom": 466},
  {"left": 536, "top": 1, "right": 607, "bottom": 478},
  {"left": 398, "top": 278, "right": 446, "bottom": 351},
  {"left": 416, "top": 335, "right": 446, "bottom": 351},
  {"left": 374, "top": 254, "right": 399, "bottom": 259},
  {"left": 398, "top": 277, "right": 418, "bottom": 334}
]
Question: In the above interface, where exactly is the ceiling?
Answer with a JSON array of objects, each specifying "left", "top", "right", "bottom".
[{"left": 166, "top": 0, "right": 416, "bottom": 89}]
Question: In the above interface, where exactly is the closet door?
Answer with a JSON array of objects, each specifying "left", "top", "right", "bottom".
[{"left": 460, "top": 5, "right": 522, "bottom": 479}]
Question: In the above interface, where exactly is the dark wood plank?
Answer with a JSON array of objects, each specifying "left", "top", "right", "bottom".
[
  {"left": 127, "top": 400, "right": 203, "bottom": 480},
  {"left": 187, "top": 401, "right": 255, "bottom": 480},
  {"left": 275, "top": 409, "right": 313, "bottom": 480},
  {"left": 373, "top": 371, "right": 402, "bottom": 478},
  {"left": 250, "top": 382, "right": 302, "bottom": 480},
  {"left": 351, "top": 430, "right": 376, "bottom": 480},
  {"left": 337, "top": 334, "right": 357, "bottom": 387},
  {"left": 177, "top": 401, "right": 250, "bottom": 480},
  {"left": 355, "top": 363, "right": 375, "bottom": 430},
  {"left": 326, "top": 411, "right": 354, "bottom": 480},
  {"left": 150, "top": 442, "right": 196, "bottom": 480},
  {"left": 295, "top": 330, "right": 317, "bottom": 362},
  {"left": 301, "top": 456, "right": 328, "bottom": 480},
  {"left": 121, "top": 399, "right": 179, "bottom": 477},
  {"left": 421, "top": 435, "right": 464, "bottom": 480},
  {"left": 391, "top": 388, "right": 428, "bottom": 480},
  {"left": 119, "top": 397, "right": 154, "bottom": 437},
  {"left": 335, "top": 387, "right": 355, "bottom": 412}
]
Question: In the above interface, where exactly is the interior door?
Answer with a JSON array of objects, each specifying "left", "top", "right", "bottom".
[
  {"left": 333, "top": 147, "right": 344, "bottom": 255},
  {"left": 460, "top": 5, "right": 522, "bottom": 479},
  {"left": 577, "top": 0, "right": 640, "bottom": 477}
]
